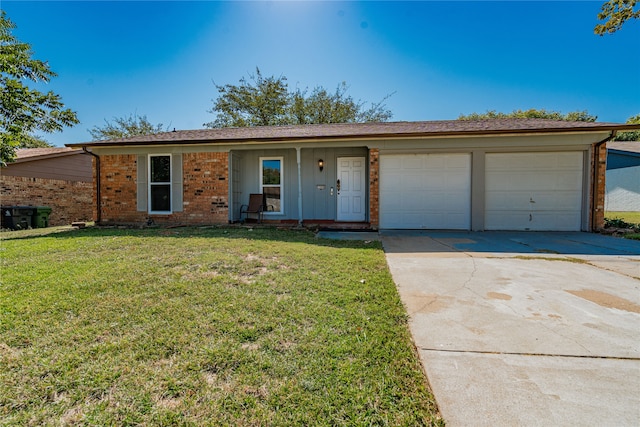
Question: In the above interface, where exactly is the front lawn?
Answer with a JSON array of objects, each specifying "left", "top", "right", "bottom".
[{"left": 0, "top": 227, "right": 443, "bottom": 426}]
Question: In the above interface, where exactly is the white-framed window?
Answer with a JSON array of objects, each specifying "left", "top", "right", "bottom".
[
  {"left": 149, "top": 154, "right": 172, "bottom": 214},
  {"left": 259, "top": 157, "right": 283, "bottom": 214}
]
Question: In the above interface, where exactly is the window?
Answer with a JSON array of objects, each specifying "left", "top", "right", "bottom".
[
  {"left": 260, "top": 157, "right": 283, "bottom": 214},
  {"left": 149, "top": 155, "right": 171, "bottom": 213}
]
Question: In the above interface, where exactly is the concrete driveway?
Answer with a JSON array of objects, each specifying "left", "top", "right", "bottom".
[{"left": 380, "top": 231, "right": 640, "bottom": 427}]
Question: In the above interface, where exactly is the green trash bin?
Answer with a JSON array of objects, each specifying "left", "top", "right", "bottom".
[{"left": 34, "top": 206, "right": 52, "bottom": 228}]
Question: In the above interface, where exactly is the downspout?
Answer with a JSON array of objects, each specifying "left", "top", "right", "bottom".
[
  {"left": 590, "top": 131, "right": 615, "bottom": 231},
  {"left": 82, "top": 147, "right": 101, "bottom": 224},
  {"left": 296, "top": 147, "right": 303, "bottom": 227}
]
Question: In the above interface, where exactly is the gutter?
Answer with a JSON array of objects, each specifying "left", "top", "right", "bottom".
[
  {"left": 82, "top": 147, "right": 101, "bottom": 224},
  {"left": 590, "top": 131, "right": 615, "bottom": 231}
]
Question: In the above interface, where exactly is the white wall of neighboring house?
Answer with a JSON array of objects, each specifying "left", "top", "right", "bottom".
[
  {"left": 605, "top": 141, "right": 640, "bottom": 212},
  {"left": 605, "top": 165, "right": 640, "bottom": 211}
]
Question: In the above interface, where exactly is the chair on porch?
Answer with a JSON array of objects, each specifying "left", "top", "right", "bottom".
[{"left": 240, "top": 194, "right": 274, "bottom": 223}]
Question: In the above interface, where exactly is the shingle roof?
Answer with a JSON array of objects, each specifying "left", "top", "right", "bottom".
[
  {"left": 66, "top": 119, "right": 640, "bottom": 148},
  {"left": 14, "top": 147, "right": 83, "bottom": 161},
  {"left": 607, "top": 141, "right": 640, "bottom": 155}
]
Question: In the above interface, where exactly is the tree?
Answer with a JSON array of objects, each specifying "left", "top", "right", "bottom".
[
  {"left": 205, "top": 69, "right": 290, "bottom": 128},
  {"left": 458, "top": 109, "right": 597, "bottom": 122},
  {"left": 614, "top": 113, "right": 640, "bottom": 141},
  {"left": 0, "top": 11, "right": 78, "bottom": 165},
  {"left": 205, "top": 68, "right": 393, "bottom": 128},
  {"left": 89, "top": 113, "right": 167, "bottom": 141},
  {"left": 290, "top": 83, "right": 393, "bottom": 125},
  {"left": 594, "top": 0, "right": 639, "bottom": 35}
]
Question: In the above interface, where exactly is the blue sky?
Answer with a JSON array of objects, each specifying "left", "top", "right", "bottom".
[{"left": 4, "top": 1, "right": 640, "bottom": 146}]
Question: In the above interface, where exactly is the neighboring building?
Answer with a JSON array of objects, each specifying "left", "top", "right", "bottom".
[
  {"left": 1, "top": 148, "right": 95, "bottom": 226},
  {"left": 66, "top": 119, "right": 640, "bottom": 231},
  {"left": 605, "top": 141, "right": 640, "bottom": 212}
]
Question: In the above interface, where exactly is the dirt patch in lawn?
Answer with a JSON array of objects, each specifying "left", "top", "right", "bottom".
[{"left": 566, "top": 289, "right": 640, "bottom": 314}]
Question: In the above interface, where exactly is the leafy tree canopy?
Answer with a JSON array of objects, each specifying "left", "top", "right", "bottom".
[
  {"left": 89, "top": 113, "right": 167, "bottom": 141},
  {"left": 205, "top": 68, "right": 393, "bottom": 128},
  {"left": 614, "top": 113, "right": 640, "bottom": 141},
  {"left": 458, "top": 109, "right": 597, "bottom": 122},
  {"left": 0, "top": 11, "right": 78, "bottom": 165},
  {"left": 594, "top": 0, "right": 639, "bottom": 35}
]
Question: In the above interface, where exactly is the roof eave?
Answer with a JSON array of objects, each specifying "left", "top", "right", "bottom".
[
  {"left": 66, "top": 125, "right": 631, "bottom": 149},
  {"left": 13, "top": 149, "right": 85, "bottom": 163}
]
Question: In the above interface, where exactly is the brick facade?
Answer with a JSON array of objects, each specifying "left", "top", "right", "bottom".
[
  {"left": 176, "top": 152, "right": 229, "bottom": 224},
  {"left": 368, "top": 148, "right": 379, "bottom": 228},
  {"left": 98, "top": 152, "right": 229, "bottom": 226},
  {"left": 591, "top": 142, "right": 607, "bottom": 231},
  {"left": 100, "top": 154, "right": 140, "bottom": 224},
  {"left": 0, "top": 175, "right": 94, "bottom": 226}
]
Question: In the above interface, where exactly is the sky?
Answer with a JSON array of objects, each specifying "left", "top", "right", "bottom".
[{"left": 4, "top": 0, "right": 640, "bottom": 147}]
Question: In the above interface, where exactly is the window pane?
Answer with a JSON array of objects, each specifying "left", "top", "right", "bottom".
[
  {"left": 151, "top": 156, "right": 170, "bottom": 183},
  {"left": 263, "top": 187, "right": 281, "bottom": 212},
  {"left": 150, "top": 185, "right": 171, "bottom": 211},
  {"left": 262, "top": 160, "right": 281, "bottom": 185}
]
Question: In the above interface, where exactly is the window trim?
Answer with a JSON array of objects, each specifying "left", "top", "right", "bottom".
[
  {"left": 259, "top": 156, "right": 283, "bottom": 215},
  {"left": 148, "top": 154, "right": 172, "bottom": 214}
]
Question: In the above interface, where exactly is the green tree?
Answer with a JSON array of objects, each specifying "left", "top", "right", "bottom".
[
  {"left": 205, "top": 68, "right": 290, "bottom": 128},
  {"left": 290, "top": 83, "right": 392, "bottom": 125},
  {"left": 614, "top": 114, "right": 640, "bottom": 141},
  {"left": 594, "top": 0, "right": 639, "bottom": 35},
  {"left": 458, "top": 109, "right": 597, "bottom": 122},
  {"left": 205, "top": 68, "right": 393, "bottom": 128},
  {"left": 0, "top": 11, "right": 78, "bottom": 165},
  {"left": 89, "top": 113, "right": 167, "bottom": 141}
]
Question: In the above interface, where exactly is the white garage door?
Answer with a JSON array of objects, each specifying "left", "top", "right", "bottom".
[
  {"left": 380, "top": 153, "right": 471, "bottom": 229},
  {"left": 485, "top": 152, "right": 584, "bottom": 231}
]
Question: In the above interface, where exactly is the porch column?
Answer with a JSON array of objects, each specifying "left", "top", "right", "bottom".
[{"left": 296, "top": 147, "right": 303, "bottom": 226}]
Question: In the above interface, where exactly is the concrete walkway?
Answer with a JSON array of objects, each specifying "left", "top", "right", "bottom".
[{"left": 380, "top": 231, "right": 640, "bottom": 427}]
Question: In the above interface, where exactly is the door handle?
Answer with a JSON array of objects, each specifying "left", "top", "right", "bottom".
[{"left": 336, "top": 179, "right": 341, "bottom": 192}]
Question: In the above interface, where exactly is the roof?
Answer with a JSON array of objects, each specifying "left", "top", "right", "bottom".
[
  {"left": 65, "top": 119, "right": 640, "bottom": 148},
  {"left": 607, "top": 141, "right": 640, "bottom": 155},
  {"left": 13, "top": 147, "right": 85, "bottom": 163}
]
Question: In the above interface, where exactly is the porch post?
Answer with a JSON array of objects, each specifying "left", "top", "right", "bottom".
[{"left": 296, "top": 147, "right": 303, "bottom": 226}]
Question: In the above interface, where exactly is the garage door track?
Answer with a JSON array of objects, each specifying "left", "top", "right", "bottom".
[{"left": 381, "top": 231, "right": 640, "bottom": 427}]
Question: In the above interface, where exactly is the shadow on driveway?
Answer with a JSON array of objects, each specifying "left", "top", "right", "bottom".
[{"left": 380, "top": 230, "right": 640, "bottom": 256}]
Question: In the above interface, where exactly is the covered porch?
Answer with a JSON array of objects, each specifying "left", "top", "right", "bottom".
[{"left": 228, "top": 146, "right": 375, "bottom": 228}]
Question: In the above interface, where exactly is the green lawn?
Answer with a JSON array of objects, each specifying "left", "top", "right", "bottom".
[
  {"left": 0, "top": 227, "right": 443, "bottom": 426},
  {"left": 605, "top": 211, "right": 640, "bottom": 226}
]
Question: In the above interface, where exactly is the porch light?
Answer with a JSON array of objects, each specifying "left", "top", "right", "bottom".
[{"left": 318, "top": 159, "right": 324, "bottom": 172}]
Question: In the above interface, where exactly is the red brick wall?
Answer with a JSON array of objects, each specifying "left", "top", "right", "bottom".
[
  {"left": 590, "top": 142, "right": 607, "bottom": 231},
  {"left": 100, "top": 154, "right": 141, "bottom": 224},
  {"left": 173, "top": 152, "right": 228, "bottom": 224},
  {"left": 369, "top": 148, "right": 379, "bottom": 228},
  {"left": 0, "top": 175, "right": 94, "bottom": 226},
  {"left": 98, "top": 152, "right": 229, "bottom": 226}
]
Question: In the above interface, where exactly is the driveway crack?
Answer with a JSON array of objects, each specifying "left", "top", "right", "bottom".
[{"left": 419, "top": 347, "right": 640, "bottom": 361}]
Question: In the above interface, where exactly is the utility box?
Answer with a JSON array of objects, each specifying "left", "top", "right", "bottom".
[
  {"left": 1, "top": 206, "right": 35, "bottom": 230},
  {"left": 34, "top": 206, "right": 52, "bottom": 228}
]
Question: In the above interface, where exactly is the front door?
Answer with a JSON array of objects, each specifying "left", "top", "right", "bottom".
[{"left": 337, "top": 157, "right": 366, "bottom": 221}]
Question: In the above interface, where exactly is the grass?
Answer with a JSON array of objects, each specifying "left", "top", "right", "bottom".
[
  {"left": 604, "top": 211, "right": 640, "bottom": 240},
  {"left": 605, "top": 211, "right": 640, "bottom": 225},
  {"left": 0, "top": 226, "right": 443, "bottom": 426}
]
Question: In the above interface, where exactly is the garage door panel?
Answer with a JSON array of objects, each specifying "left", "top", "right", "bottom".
[
  {"left": 485, "top": 152, "right": 584, "bottom": 231},
  {"left": 380, "top": 153, "right": 471, "bottom": 229},
  {"left": 402, "top": 157, "right": 423, "bottom": 169}
]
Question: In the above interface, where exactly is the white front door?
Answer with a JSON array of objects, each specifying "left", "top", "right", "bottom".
[{"left": 337, "top": 157, "right": 366, "bottom": 221}]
